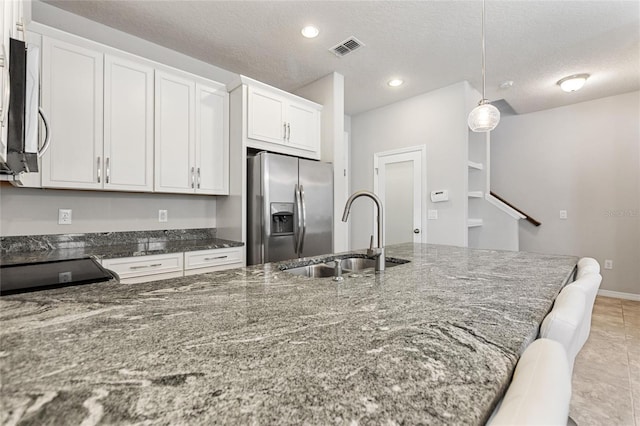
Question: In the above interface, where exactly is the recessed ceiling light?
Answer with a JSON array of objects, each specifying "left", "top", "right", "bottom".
[
  {"left": 301, "top": 26, "right": 319, "bottom": 38},
  {"left": 557, "top": 74, "right": 590, "bottom": 92},
  {"left": 388, "top": 79, "right": 404, "bottom": 87}
]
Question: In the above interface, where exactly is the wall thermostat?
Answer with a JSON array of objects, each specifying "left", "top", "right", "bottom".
[{"left": 430, "top": 190, "right": 449, "bottom": 203}]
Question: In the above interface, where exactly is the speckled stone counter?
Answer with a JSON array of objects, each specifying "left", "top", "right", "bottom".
[
  {"left": 0, "top": 228, "right": 243, "bottom": 265},
  {"left": 0, "top": 243, "right": 577, "bottom": 425}
]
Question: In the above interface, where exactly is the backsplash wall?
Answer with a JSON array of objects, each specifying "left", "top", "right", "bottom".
[{"left": 0, "top": 184, "right": 217, "bottom": 236}]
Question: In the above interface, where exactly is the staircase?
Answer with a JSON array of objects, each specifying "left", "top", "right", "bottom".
[{"left": 466, "top": 131, "right": 535, "bottom": 251}]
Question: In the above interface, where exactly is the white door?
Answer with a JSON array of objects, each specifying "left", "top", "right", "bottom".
[
  {"left": 41, "top": 37, "right": 104, "bottom": 189},
  {"left": 195, "top": 82, "right": 228, "bottom": 195},
  {"left": 104, "top": 55, "right": 154, "bottom": 192},
  {"left": 247, "top": 86, "right": 285, "bottom": 144},
  {"left": 154, "top": 70, "right": 195, "bottom": 193},
  {"left": 374, "top": 146, "right": 426, "bottom": 244},
  {"left": 286, "top": 101, "right": 318, "bottom": 153}
]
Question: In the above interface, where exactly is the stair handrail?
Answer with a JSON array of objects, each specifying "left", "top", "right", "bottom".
[{"left": 489, "top": 192, "right": 542, "bottom": 227}]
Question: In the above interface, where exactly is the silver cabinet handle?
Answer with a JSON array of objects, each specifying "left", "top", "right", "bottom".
[
  {"left": 287, "top": 123, "right": 291, "bottom": 141},
  {"left": 197, "top": 167, "right": 201, "bottom": 189},
  {"left": 204, "top": 255, "right": 227, "bottom": 261},
  {"left": 283, "top": 122, "right": 287, "bottom": 140},
  {"left": 16, "top": 20, "right": 25, "bottom": 36},
  {"left": 191, "top": 167, "right": 195, "bottom": 188},
  {"left": 0, "top": 44, "right": 9, "bottom": 126},
  {"left": 129, "top": 263, "right": 162, "bottom": 270},
  {"left": 97, "top": 157, "right": 101, "bottom": 183},
  {"left": 106, "top": 157, "right": 110, "bottom": 184},
  {"left": 37, "top": 108, "right": 51, "bottom": 157}
]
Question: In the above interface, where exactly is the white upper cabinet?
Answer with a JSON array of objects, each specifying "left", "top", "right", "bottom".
[
  {"left": 195, "top": 82, "right": 228, "bottom": 195},
  {"left": 155, "top": 69, "right": 229, "bottom": 195},
  {"left": 36, "top": 30, "right": 228, "bottom": 195},
  {"left": 41, "top": 37, "right": 104, "bottom": 189},
  {"left": 247, "top": 86, "right": 286, "bottom": 144},
  {"left": 154, "top": 70, "right": 195, "bottom": 194},
  {"left": 243, "top": 77, "right": 321, "bottom": 160},
  {"left": 104, "top": 54, "right": 154, "bottom": 191},
  {"left": 286, "top": 101, "right": 319, "bottom": 153}
]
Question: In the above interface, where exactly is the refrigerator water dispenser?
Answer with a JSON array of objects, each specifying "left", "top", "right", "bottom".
[{"left": 271, "top": 203, "right": 294, "bottom": 235}]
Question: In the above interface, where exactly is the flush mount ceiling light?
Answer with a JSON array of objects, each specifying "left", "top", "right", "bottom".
[
  {"left": 388, "top": 79, "right": 404, "bottom": 87},
  {"left": 557, "top": 74, "right": 589, "bottom": 92},
  {"left": 301, "top": 26, "right": 319, "bottom": 38},
  {"left": 468, "top": 0, "right": 500, "bottom": 132}
]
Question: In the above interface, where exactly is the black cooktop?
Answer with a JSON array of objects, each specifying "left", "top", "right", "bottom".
[{"left": 0, "top": 257, "right": 117, "bottom": 296}]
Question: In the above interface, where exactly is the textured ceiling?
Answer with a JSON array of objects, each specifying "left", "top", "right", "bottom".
[{"left": 44, "top": 0, "right": 640, "bottom": 116}]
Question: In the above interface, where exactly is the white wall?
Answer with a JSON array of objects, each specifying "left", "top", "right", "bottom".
[
  {"left": 0, "top": 184, "right": 216, "bottom": 236},
  {"left": 491, "top": 91, "right": 640, "bottom": 296},
  {"left": 350, "top": 82, "right": 470, "bottom": 249}
]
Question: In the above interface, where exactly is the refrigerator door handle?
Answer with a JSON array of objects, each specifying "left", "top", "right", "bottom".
[
  {"left": 299, "top": 184, "right": 307, "bottom": 255},
  {"left": 293, "top": 184, "right": 301, "bottom": 254}
]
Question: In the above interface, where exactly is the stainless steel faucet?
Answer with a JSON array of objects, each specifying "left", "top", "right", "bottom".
[{"left": 341, "top": 190, "right": 385, "bottom": 272}]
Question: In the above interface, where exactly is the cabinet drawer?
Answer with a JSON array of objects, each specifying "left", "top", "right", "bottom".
[
  {"left": 184, "top": 247, "right": 243, "bottom": 274},
  {"left": 102, "top": 253, "right": 183, "bottom": 283}
]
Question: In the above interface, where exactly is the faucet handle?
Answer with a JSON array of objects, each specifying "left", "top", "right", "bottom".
[
  {"left": 369, "top": 235, "right": 374, "bottom": 250},
  {"left": 332, "top": 259, "right": 344, "bottom": 281}
]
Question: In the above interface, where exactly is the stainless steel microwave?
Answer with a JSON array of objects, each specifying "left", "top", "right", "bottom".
[{"left": 0, "top": 37, "right": 50, "bottom": 176}]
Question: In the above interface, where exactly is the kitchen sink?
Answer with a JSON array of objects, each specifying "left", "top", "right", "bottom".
[
  {"left": 282, "top": 256, "right": 409, "bottom": 278},
  {"left": 339, "top": 257, "right": 407, "bottom": 271},
  {"left": 283, "top": 264, "right": 336, "bottom": 278}
]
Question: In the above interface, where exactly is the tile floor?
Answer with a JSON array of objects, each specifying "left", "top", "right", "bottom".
[{"left": 570, "top": 296, "right": 640, "bottom": 425}]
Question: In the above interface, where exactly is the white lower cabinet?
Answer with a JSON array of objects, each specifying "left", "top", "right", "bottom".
[
  {"left": 184, "top": 247, "right": 243, "bottom": 276},
  {"left": 102, "top": 247, "right": 243, "bottom": 284},
  {"left": 102, "top": 252, "right": 183, "bottom": 284}
]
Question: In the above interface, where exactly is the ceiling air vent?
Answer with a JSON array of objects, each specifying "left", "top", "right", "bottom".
[{"left": 330, "top": 37, "right": 364, "bottom": 57}]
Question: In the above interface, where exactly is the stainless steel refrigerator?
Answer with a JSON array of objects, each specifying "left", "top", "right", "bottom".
[{"left": 247, "top": 152, "right": 333, "bottom": 265}]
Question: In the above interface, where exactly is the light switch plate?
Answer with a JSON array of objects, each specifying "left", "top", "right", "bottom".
[
  {"left": 158, "top": 210, "right": 168, "bottom": 223},
  {"left": 559, "top": 210, "right": 568, "bottom": 219},
  {"left": 428, "top": 209, "right": 438, "bottom": 220},
  {"left": 604, "top": 259, "right": 613, "bottom": 270}
]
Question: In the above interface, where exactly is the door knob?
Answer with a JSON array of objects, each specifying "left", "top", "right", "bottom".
[{"left": 413, "top": 228, "right": 420, "bottom": 234}]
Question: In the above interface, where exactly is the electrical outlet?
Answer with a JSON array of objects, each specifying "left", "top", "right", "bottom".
[
  {"left": 604, "top": 259, "right": 613, "bottom": 270},
  {"left": 158, "top": 210, "right": 168, "bottom": 223},
  {"left": 428, "top": 209, "right": 438, "bottom": 220},
  {"left": 58, "top": 209, "right": 72, "bottom": 225},
  {"left": 559, "top": 210, "right": 568, "bottom": 219}
]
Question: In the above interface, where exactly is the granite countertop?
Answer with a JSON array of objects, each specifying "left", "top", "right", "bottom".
[
  {"left": 0, "top": 229, "right": 243, "bottom": 265},
  {"left": 0, "top": 243, "right": 577, "bottom": 425}
]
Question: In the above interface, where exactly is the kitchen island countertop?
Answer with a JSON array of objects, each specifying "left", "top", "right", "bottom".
[{"left": 0, "top": 243, "right": 576, "bottom": 425}]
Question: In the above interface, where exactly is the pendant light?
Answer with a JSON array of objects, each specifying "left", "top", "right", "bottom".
[{"left": 468, "top": 0, "right": 500, "bottom": 132}]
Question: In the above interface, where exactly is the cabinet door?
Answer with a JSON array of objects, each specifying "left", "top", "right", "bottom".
[
  {"left": 41, "top": 37, "right": 103, "bottom": 189},
  {"left": 195, "top": 82, "right": 228, "bottom": 195},
  {"left": 286, "top": 101, "right": 320, "bottom": 153},
  {"left": 104, "top": 55, "right": 153, "bottom": 192},
  {"left": 247, "top": 86, "right": 285, "bottom": 144},
  {"left": 154, "top": 70, "right": 195, "bottom": 193}
]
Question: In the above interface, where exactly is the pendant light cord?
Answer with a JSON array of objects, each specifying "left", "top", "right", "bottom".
[{"left": 481, "top": 0, "right": 486, "bottom": 102}]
